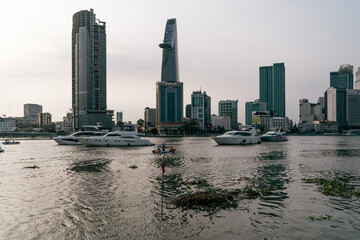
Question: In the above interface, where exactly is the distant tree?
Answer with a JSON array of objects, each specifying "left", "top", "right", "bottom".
[
  {"left": 137, "top": 119, "right": 144, "bottom": 127},
  {"left": 216, "top": 126, "right": 226, "bottom": 134},
  {"left": 260, "top": 126, "right": 265, "bottom": 133},
  {"left": 150, "top": 128, "right": 158, "bottom": 135},
  {"left": 117, "top": 121, "right": 124, "bottom": 126},
  {"left": 183, "top": 119, "right": 199, "bottom": 134},
  {"left": 146, "top": 122, "right": 153, "bottom": 128},
  {"left": 163, "top": 128, "right": 169, "bottom": 134},
  {"left": 178, "top": 127, "right": 184, "bottom": 134}
]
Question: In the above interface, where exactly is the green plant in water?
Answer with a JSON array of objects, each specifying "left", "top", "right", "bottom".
[
  {"left": 260, "top": 151, "right": 286, "bottom": 160},
  {"left": 302, "top": 178, "right": 360, "bottom": 198},
  {"left": 306, "top": 215, "right": 331, "bottom": 221}
]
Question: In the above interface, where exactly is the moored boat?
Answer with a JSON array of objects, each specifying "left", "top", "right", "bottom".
[
  {"left": 2, "top": 139, "right": 20, "bottom": 145},
  {"left": 0, "top": 146, "right": 4, "bottom": 152},
  {"left": 260, "top": 129, "right": 288, "bottom": 142},
  {"left": 78, "top": 131, "right": 154, "bottom": 147},
  {"left": 212, "top": 128, "right": 261, "bottom": 145}
]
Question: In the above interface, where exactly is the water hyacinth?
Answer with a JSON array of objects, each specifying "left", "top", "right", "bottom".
[{"left": 302, "top": 178, "right": 360, "bottom": 198}]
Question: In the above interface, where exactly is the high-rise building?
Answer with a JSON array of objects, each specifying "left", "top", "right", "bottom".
[
  {"left": 325, "top": 87, "right": 360, "bottom": 128},
  {"left": 38, "top": 113, "right": 52, "bottom": 128},
  {"left": 245, "top": 99, "right": 267, "bottom": 125},
  {"left": 24, "top": 103, "right": 42, "bottom": 125},
  {"left": 219, "top": 100, "right": 238, "bottom": 129},
  {"left": 259, "top": 63, "right": 285, "bottom": 117},
  {"left": 185, "top": 104, "right": 192, "bottom": 118},
  {"left": 72, "top": 9, "right": 113, "bottom": 130},
  {"left": 355, "top": 67, "right": 360, "bottom": 89},
  {"left": 330, "top": 64, "right": 354, "bottom": 89},
  {"left": 325, "top": 87, "right": 346, "bottom": 126},
  {"left": 144, "top": 107, "right": 156, "bottom": 128},
  {"left": 156, "top": 18, "right": 183, "bottom": 129},
  {"left": 116, "top": 112, "right": 123, "bottom": 124},
  {"left": 191, "top": 90, "right": 211, "bottom": 130},
  {"left": 345, "top": 89, "right": 360, "bottom": 126},
  {"left": 299, "top": 99, "right": 323, "bottom": 124}
]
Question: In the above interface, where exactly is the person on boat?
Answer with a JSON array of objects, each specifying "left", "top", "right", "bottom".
[
  {"left": 157, "top": 147, "right": 161, "bottom": 153},
  {"left": 169, "top": 146, "right": 173, "bottom": 151},
  {"left": 162, "top": 144, "right": 165, "bottom": 151}
]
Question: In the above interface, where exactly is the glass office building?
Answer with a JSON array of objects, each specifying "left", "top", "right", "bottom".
[
  {"left": 156, "top": 18, "right": 183, "bottom": 126},
  {"left": 330, "top": 64, "right": 354, "bottom": 89}
]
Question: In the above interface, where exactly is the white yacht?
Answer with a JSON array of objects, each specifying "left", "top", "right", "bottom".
[
  {"left": 260, "top": 129, "right": 288, "bottom": 142},
  {"left": 212, "top": 128, "right": 261, "bottom": 145},
  {"left": 53, "top": 131, "right": 106, "bottom": 145},
  {"left": 77, "top": 131, "right": 154, "bottom": 147},
  {"left": 53, "top": 123, "right": 108, "bottom": 145}
]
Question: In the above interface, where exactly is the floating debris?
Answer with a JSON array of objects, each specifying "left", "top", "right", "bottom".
[
  {"left": 129, "top": 165, "right": 138, "bottom": 169},
  {"left": 259, "top": 151, "right": 286, "bottom": 160},
  {"left": 302, "top": 178, "right": 360, "bottom": 198},
  {"left": 24, "top": 165, "right": 40, "bottom": 169},
  {"left": 306, "top": 215, "right": 331, "bottom": 221}
]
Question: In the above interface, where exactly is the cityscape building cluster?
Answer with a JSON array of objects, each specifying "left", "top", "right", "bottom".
[{"left": 2, "top": 9, "right": 360, "bottom": 135}]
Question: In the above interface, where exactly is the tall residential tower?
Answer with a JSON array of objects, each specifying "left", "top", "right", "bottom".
[
  {"left": 156, "top": 18, "right": 183, "bottom": 130},
  {"left": 259, "top": 63, "right": 285, "bottom": 117},
  {"left": 72, "top": 9, "right": 113, "bottom": 130}
]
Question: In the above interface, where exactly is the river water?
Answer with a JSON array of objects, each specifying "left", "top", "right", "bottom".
[{"left": 1, "top": 136, "right": 360, "bottom": 239}]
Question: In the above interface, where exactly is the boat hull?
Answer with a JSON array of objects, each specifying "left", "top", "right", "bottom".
[
  {"left": 53, "top": 137, "right": 82, "bottom": 145},
  {"left": 78, "top": 138, "right": 154, "bottom": 147},
  {"left": 212, "top": 136, "right": 261, "bottom": 145},
  {"left": 260, "top": 136, "right": 288, "bottom": 142}
]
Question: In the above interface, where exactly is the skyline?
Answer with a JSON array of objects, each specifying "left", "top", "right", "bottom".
[{"left": 1, "top": 0, "right": 360, "bottom": 124}]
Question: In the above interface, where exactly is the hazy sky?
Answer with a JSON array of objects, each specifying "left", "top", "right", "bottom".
[{"left": 1, "top": 0, "right": 360, "bottom": 123}]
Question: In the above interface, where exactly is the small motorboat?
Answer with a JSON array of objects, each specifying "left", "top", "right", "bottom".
[
  {"left": 0, "top": 146, "right": 4, "bottom": 152},
  {"left": 260, "top": 129, "right": 288, "bottom": 142},
  {"left": 152, "top": 145, "right": 176, "bottom": 154},
  {"left": 2, "top": 139, "right": 20, "bottom": 145}
]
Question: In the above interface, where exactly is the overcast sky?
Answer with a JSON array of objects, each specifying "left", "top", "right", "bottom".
[{"left": 1, "top": 0, "right": 360, "bottom": 123}]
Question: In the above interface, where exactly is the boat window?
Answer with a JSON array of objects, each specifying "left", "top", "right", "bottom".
[
  {"left": 234, "top": 132, "right": 251, "bottom": 136},
  {"left": 106, "top": 133, "right": 121, "bottom": 137}
]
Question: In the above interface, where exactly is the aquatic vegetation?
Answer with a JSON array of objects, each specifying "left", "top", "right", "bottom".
[
  {"left": 302, "top": 178, "right": 360, "bottom": 198},
  {"left": 306, "top": 215, "right": 331, "bottom": 221},
  {"left": 24, "top": 165, "right": 40, "bottom": 169},
  {"left": 171, "top": 179, "right": 278, "bottom": 211},
  {"left": 129, "top": 165, "right": 138, "bottom": 169},
  {"left": 69, "top": 159, "right": 110, "bottom": 173},
  {"left": 171, "top": 188, "right": 238, "bottom": 211},
  {"left": 181, "top": 178, "right": 210, "bottom": 188},
  {"left": 259, "top": 151, "right": 286, "bottom": 160}
]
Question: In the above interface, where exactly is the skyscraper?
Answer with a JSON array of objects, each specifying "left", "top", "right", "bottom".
[
  {"left": 219, "top": 100, "right": 238, "bottom": 129},
  {"left": 156, "top": 19, "right": 183, "bottom": 129},
  {"left": 259, "top": 63, "right": 285, "bottom": 117},
  {"left": 72, "top": 9, "right": 113, "bottom": 130},
  {"left": 330, "top": 64, "right": 354, "bottom": 89},
  {"left": 191, "top": 90, "right": 211, "bottom": 130}
]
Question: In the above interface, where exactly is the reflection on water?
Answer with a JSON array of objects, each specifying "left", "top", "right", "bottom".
[
  {"left": 1, "top": 137, "right": 360, "bottom": 239},
  {"left": 69, "top": 158, "right": 111, "bottom": 172}
]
